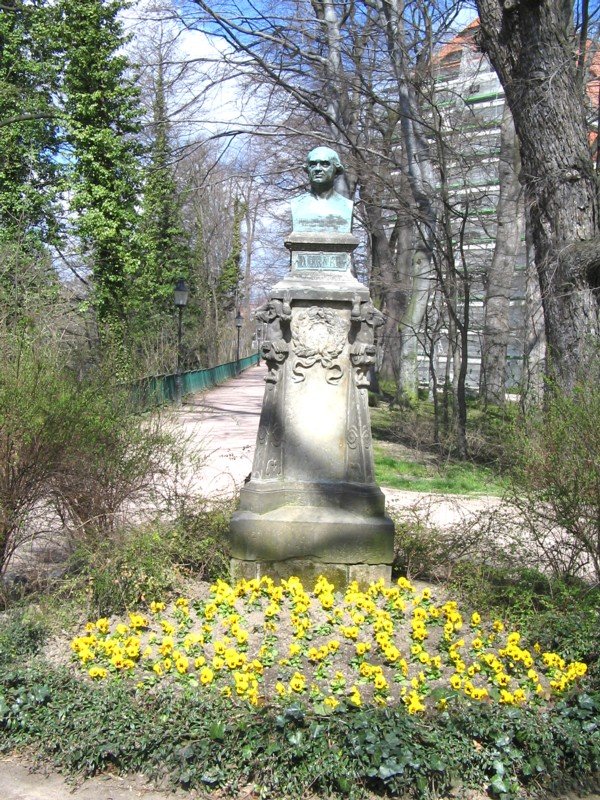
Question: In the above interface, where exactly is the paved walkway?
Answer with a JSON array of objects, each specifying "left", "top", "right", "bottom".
[
  {"left": 174, "top": 362, "right": 266, "bottom": 499},
  {"left": 168, "top": 365, "right": 502, "bottom": 532},
  {"left": 0, "top": 756, "right": 192, "bottom": 800}
]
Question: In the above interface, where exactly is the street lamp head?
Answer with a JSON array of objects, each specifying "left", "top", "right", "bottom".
[
  {"left": 174, "top": 278, "right": 189, "bottom": 308},
  {"left": 235, "top": 309, "right": 244, "bottom": 328}
]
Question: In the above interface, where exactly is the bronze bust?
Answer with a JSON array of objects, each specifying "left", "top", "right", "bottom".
[{"left": 291, "top": 146, "right": 353, "bottom": 233}]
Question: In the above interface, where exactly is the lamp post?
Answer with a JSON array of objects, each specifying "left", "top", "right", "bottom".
[
  {"left": 174, "top": 278, "right": 189, "bottom": 405},
  {"left": 235, "top": 309, "right": 243, "bottom": 371}
]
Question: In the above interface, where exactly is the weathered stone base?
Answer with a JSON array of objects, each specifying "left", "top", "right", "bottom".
[
  {"left": 230, "top": 504, "right": 394, "bottom": 564},
  {"left": 237, "top": 480, "right": 387, "bottom": 516},
  {"left": 230, "top": 557, "right": 391, "bottom": 592}
]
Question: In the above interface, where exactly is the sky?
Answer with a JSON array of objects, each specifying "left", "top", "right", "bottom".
[{"left": 121, "top": 0, "right": 254, "bottom": 140}]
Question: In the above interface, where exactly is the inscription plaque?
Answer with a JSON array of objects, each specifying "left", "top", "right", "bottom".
[{"left": 293, "top": 251, "right": 350, "bottom": 271}]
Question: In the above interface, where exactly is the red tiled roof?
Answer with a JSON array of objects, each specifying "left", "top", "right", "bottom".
[
  {"left": 436, "top": 19, "right": 479, "bottom": 63},
  {"left": 437, "top": 19, "right": 600, "bottom": 112}
]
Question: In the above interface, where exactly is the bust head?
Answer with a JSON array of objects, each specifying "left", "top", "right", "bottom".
[
  {"left": 305, "top": 147, "right": 344, "bottom": 196},
  {"left": 291, "top": 147, "right": 352, "bottom": 233}
]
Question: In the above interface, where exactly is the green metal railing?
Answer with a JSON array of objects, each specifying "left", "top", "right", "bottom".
[{"left": 132, "top": 353, "right": 260, "bottom": 409}]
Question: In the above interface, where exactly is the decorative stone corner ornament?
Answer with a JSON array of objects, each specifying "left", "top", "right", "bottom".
[{"left": 230, "top": 147, "right": 394, "bottom": 589}]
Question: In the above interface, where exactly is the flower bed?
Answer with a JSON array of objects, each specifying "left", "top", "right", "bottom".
[{"left": 70, "top": 575, "right": 587, "bottom": 713}]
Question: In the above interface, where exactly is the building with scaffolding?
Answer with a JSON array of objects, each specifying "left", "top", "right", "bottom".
[
  {"left": 418, "top": 21, "right": 532, "bottom": 395},
  {"left": 420, "top": 21, "right": 600, "bottom": 396}
]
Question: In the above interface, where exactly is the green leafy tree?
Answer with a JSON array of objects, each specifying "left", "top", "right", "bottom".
[
  {"left": 59, "top": 0, "right": 142, "bottom": 342},
  {"left": 0, "top": 0, "right": 60, "bottom": 247},
  {"left": 182, "top": 202, "right": 210, "bottom": 368},
  {"left": 137, "top": 55, "right": 191, "bottom": 332},
  {"left": 217, "top": 197, "right": 245, "bottom": 314}
]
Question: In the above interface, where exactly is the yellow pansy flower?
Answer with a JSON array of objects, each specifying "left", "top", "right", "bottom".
[
  {"left": 289, "top": 673, "right": 306, "bottom": 693},
  {"left": 88, "top": 666, "right": 107, "bottom": 679},
  {"left": 348, "top": 686, "right": 362, "bottom": 707},
  {"left": 200, "top": 667, "right": 214, "bottom": 684}
]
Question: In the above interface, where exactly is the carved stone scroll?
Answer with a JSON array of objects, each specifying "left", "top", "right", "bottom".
[
  {"left": 256, "top": 296, "right": 291, "bottom": 383},
  {"left": 349, "top": 299, "right": 384, "bottom": 387},
  {"left": 350, "top": 343, "right": 377, "bottom": 387}
]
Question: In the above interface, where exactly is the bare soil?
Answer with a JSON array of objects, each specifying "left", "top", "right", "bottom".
[{"left": 1, "top": 754, "right": 598, "bottom": 800}]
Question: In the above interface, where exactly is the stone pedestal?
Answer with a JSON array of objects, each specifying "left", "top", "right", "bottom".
[{"left": 230, "top": 230, "right": 394, "bottom": 589}]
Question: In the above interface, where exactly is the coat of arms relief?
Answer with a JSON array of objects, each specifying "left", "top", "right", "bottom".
[{"left": 290, "top": 306, "right": 348, "bottom": 384}]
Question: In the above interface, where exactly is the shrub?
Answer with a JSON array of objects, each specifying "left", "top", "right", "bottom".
[
  {"left": 391, "top": 505, "right": 507, "bottom": 583},
  {"left": 49, "top": 365, "right": 182, "bottom": 546},
  {"left": 371, "top": 395, "right": 516, "bottom": 468},
  {"left": 393, "top": 517, "right": 453, "bottom": 581},
  {"left": 67, "top": 527, "right": 177, "bottom": 616},
  {"left": 63, "top": 502, "right": 232, "bottom": 616},
  {"left": 0, "top": 608, "right": 48, "bottom": 667},
  {"left": 166, "top": 500, "right": 232, "bottom": 582},
  {"left": 0, "top": 325, "right": 186, "bottom": 587},
  {"left": 508, "top": 364, "right": 600, "bottom": 581},
  {"left": 0, "top": 334, "right": 75, "bottom": 573}
]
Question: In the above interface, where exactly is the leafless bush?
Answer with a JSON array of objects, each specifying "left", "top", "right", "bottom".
[
  {"left": 389, "top": 490, "right": 559, "bottom": 583},
  {"left": 506, "top": 361, "right": 600, "bottom": 583},
  {"left": 49, "top": 397, "right": 184, "bottom": 547}
]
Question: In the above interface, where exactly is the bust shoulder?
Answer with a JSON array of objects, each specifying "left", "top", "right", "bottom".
[{"left": 291, "top": 190, "right": 353, "bottom": 233}]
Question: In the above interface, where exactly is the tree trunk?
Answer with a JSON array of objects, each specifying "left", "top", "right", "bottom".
[
  {"left": 481, "top": 104, "right": 523, "bottom": 405},
  {"left": 360, "top": 190, "right": 404, "bottom": 386},
  {"left": 398, "top": 247, "right": 432, "bottom": 402},
  {"left": 522, "top": 230, "right": 546, "bottom": 404},
  {"left": 476, "top": 0, "right": 600, "bottom": 391}
]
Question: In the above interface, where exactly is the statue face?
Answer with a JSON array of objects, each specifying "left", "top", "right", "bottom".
[{"left": 306, "top": 149, "right": 337, "bottom": 193}]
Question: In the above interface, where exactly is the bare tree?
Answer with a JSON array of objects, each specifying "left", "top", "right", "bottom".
[
  {"left": 476, "top": 0, "right": 600, "bottom": 391},
  {"left": 180, "top": 0, "right": 463, "bottom": 399}
]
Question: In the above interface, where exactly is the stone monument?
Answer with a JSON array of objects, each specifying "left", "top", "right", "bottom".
[{"left": 230, "top": 147, "right": 394, "bottom": 588}]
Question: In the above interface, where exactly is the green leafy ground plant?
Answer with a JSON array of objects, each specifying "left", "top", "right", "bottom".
[
  {"left": 1, "top": 575, "right": 599, "bottom": 799},
  {"left": 0, "top": 658, "right": 598, "bottom": 799}
]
